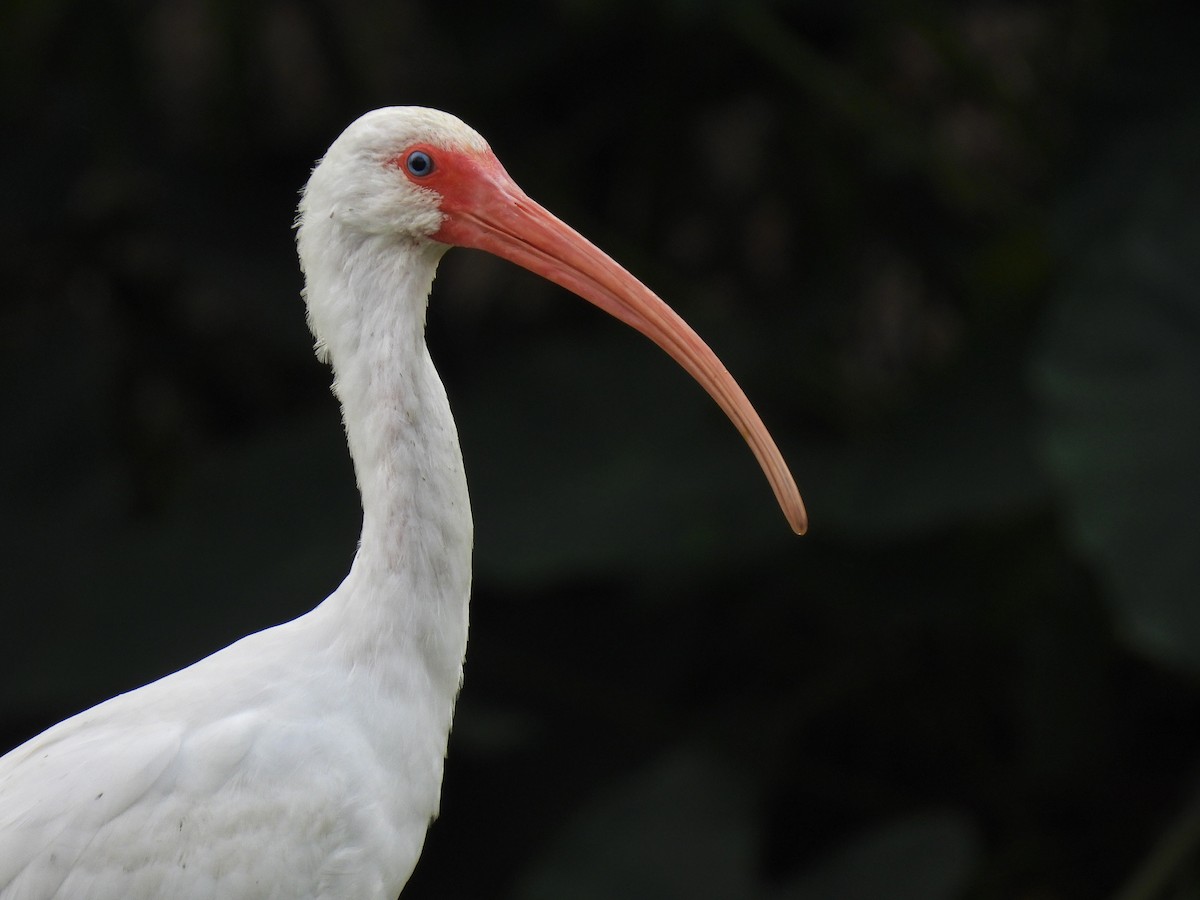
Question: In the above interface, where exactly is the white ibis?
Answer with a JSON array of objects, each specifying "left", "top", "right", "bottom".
[{"left": 0, "top": 107, "right": 806, "bottom": 899}]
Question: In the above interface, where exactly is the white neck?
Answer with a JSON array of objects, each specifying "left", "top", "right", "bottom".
[{"left": 301, "top": 229, "right": 473, "bottom": 712}]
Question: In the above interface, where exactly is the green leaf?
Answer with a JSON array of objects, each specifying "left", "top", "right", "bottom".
[
  {"left": 514, "top": 749, "right": 758, "bottom": 900},
  {"left": 775, "top": 810, "right": 980, "bottom": 900},
  {"left": 1033, "top": 113, "right": 1200, "bottom": 673},
  {"left": 804, "top": 341, "right": 1048, "bottom": 539}
]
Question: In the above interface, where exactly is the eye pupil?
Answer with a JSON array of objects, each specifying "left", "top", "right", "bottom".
[{"left": 406, "top": 150, "right": 433, "bottom": 177}]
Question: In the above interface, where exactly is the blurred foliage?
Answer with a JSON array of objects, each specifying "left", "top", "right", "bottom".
[{"left": 2, "top": 0, "right": 1200, "bottom": 897}]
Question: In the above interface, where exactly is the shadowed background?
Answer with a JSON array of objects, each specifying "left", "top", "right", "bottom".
[{"left": 3, "top": 1, "right": 1200, "bottom": 897}]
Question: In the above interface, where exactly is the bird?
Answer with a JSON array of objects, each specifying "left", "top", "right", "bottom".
[{"left": 0, "top": 107, "right": 807, "bottom": 899}]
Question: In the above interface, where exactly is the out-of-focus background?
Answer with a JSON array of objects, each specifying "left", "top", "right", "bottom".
[{"left": 3, "top": 1, "right": 1199, "bottom": 897}]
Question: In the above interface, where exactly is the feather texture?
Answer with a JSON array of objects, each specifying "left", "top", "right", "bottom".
[{"left": 1, "top": 108, "right": 476, "bottom": 899}]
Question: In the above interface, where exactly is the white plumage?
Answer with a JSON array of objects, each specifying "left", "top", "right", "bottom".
[{"left": 0, "top": 107, "right": 805, "bottom": 899}]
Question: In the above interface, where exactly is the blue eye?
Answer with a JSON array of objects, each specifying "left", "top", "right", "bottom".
[{"left": 405, "top": 150, "right": 434, "bottom": 177}]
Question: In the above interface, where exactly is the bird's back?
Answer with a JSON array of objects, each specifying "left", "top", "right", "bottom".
[{"left": 0, "top": 613, "right": 441, "bottom": 899}]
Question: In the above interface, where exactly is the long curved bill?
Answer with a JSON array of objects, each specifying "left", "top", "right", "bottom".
[{"left": 434, "top": 152, "right": 808, "bottom": 535}]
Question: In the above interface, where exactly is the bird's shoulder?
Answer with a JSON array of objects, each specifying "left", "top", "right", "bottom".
[
  {"left": 0, "top": 617, "right": 434, "bottom": 898},
  {"left": 0, "top": 627, "right": 329, "bottom": 897}
]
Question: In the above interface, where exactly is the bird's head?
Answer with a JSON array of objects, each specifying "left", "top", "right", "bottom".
[
  {"left": 297, "top": 107, "right": 807, "bottom": 534},
  {"left": 298, "top": 107, "right": 495, "bottom": 241}
]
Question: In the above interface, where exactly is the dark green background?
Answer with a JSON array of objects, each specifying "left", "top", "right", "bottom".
[{"left": 3, "top": 1, "right": 1199, "bottom": 897}]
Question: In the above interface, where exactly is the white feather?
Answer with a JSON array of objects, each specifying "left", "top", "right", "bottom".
[{"left": 1, "top": 107, "right": 477, "bottom": 899}]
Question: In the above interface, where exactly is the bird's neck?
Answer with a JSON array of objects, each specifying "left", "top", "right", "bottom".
[{"left": 308, "top": 234, "right": 473, "bottom": 699}]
